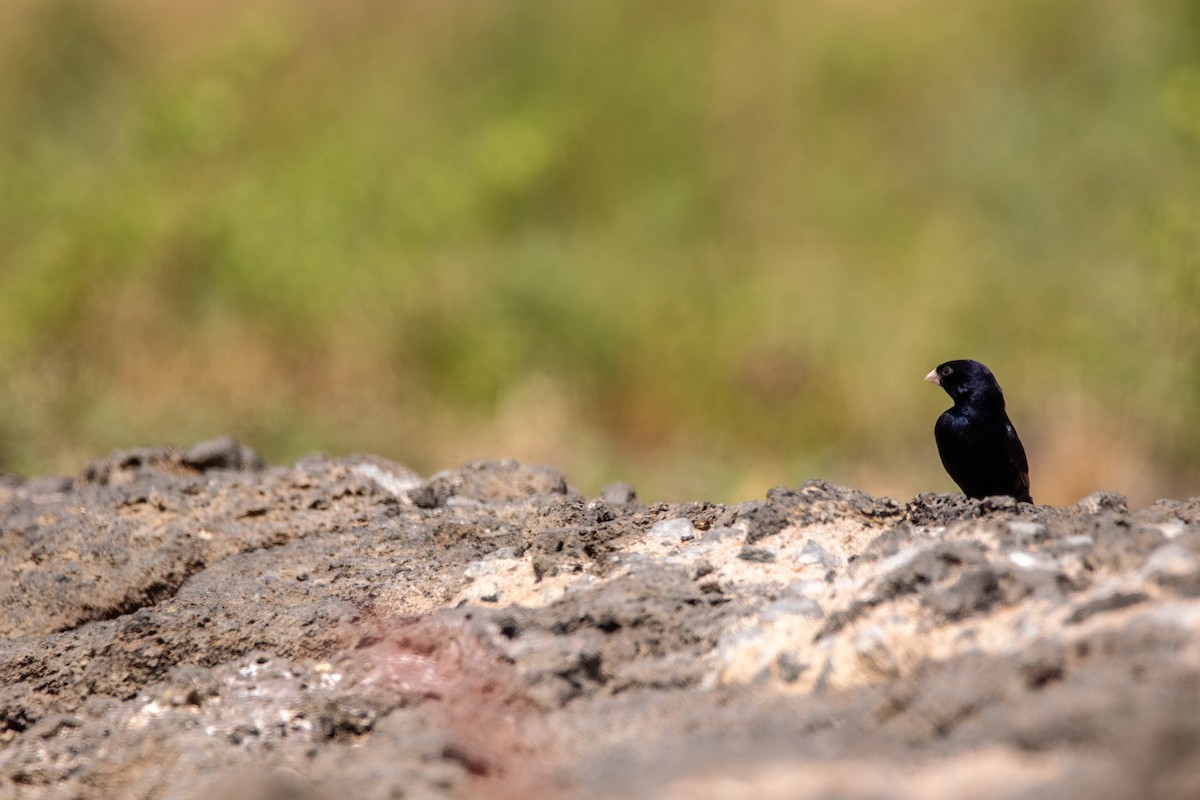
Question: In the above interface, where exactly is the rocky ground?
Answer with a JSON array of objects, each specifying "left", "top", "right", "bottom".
[{"left": 2, "top": 438, "right": 1200, "bottom": 799}]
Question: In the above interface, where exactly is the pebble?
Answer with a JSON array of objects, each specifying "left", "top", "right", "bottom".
[
  {"left": 601, "top": 483, "right": 638, "bottom": 504},
  {"left": 648, "top": 518, "right": 696, "bottom": 541},
  {"left": 474, "top": 581, "right": 500, "bottom": 602}
]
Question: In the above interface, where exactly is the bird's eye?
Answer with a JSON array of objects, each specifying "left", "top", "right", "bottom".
[{"left": 940, "top": 365, "right": 953, "bottom": 377}]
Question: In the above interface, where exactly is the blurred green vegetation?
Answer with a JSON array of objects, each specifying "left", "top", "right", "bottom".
[{"left": 1, "top": 0, "right": 1199, "bottom": 505}]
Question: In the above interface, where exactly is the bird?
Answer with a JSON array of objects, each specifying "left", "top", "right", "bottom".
[{"left": 924, "top": 359, "right": 1032, "bottom": 503}]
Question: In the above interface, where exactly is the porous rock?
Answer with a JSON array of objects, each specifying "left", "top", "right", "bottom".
[{"left": 2, "top": 449, "right": 1199, "bottom": 798}]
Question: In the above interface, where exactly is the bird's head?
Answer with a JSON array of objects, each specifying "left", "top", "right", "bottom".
[{"left": 924, "top": 359, "right": 1005, "bottom": 407}]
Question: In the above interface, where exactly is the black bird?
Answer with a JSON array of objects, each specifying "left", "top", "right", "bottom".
[{"left": 925, "top": 359, "right": 1032, "bottom": 503}]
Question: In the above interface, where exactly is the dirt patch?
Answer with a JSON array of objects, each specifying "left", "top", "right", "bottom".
[{"left": 2, "top": 440, "right": 1200, "bottom": 798}]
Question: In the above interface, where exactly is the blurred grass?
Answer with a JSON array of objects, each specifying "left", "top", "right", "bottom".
[{"left": 1, "top": 0, "right": 1198, "bottom": 506}]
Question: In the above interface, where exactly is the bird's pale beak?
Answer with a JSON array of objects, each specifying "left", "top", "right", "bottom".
[{"left": 924, "top": 369, "right": 941, "bottom": 385}]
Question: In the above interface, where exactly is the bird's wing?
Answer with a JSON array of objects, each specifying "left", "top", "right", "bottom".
[{"left": 1004, "top": 419, "right": 1031, "bottom": 495}]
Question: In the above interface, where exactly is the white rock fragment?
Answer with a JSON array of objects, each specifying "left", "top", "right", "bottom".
[
  {"left": 474, "top": 581, "right": 500, "bottom": 602},
  {"left": 1060, "top": 535, "right": 1095, "bottom": 551},
  {"left": 1008, "top": 551, "right": 1057, "bottom": 571},
  {"left": 351, "top": 463, "right": 422, "bottom": 500},
  {"left": 648, "top": 518, "right": 696, "bottom": 541},
  {"left": 600, "top": 482, "right": 637, "bottom": 504}
]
